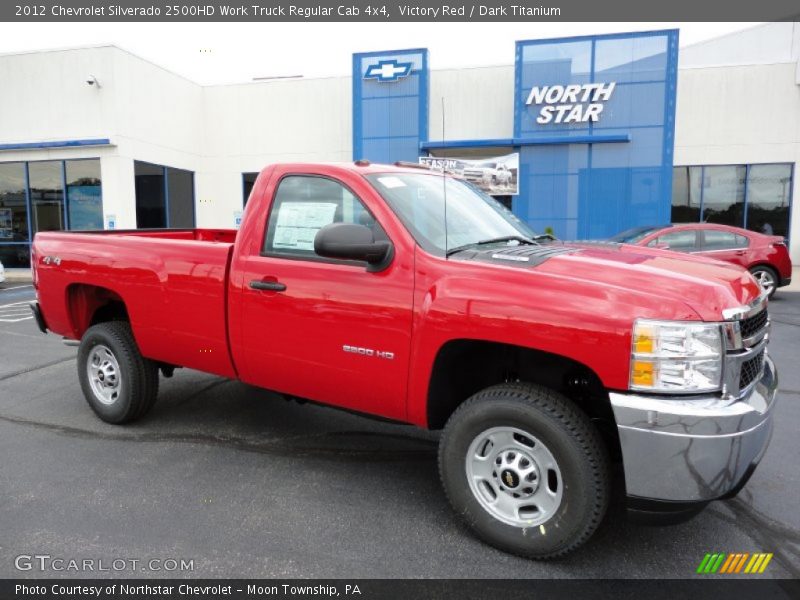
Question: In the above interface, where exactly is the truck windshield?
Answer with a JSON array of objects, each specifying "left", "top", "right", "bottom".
[{"left": 366, "top": 172, "right": 538, "bottom": 256}]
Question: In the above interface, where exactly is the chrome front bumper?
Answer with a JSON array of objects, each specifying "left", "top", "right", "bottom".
[{"left": 609, "top": 356, "right": 778, "bottom": 503}]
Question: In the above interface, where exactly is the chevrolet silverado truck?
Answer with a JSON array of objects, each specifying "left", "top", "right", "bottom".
[
  {"left": 463, "top": 161, "right": 513, "bottom": 188},
  {"left": 30, "top": 162, "right": 777, "bottom": 559}
]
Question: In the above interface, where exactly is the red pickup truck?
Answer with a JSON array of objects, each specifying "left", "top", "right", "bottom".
[{"left": 30, "top": 162, "right": 778, "bottom": 559}]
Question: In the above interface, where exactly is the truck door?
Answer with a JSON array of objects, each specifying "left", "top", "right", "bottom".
[{"left": 237, "top": 174, "right": 414, "bottom": 421}]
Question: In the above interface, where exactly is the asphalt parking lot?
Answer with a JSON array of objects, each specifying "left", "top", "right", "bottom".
[{"left": 0, "top": 279, "right": 799, "bottom": 579}]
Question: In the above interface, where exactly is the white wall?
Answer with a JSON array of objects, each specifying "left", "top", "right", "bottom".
[
  {"left": 429, "top": 65, "right": 514, "bottom": 142},
  {"left": 680, "top": 22, "right": 799, "bottom": 70},
  {"left": 674, "top": 61, "right": 800, "bottom": 261},
  {"left": 198, "top": 75, "right": 352, "bottom": 226},
  {"left": 107, "top": 48, "right": 205, "bottom": 228},
  {"left": 0, "top": 46, "right": 115, "bottom": 144}
]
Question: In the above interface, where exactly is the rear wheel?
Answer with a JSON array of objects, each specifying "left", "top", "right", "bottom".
[
  {"left": 749, "top": 265, "right": 778, "bottom": 298},
  {"left": 77, "top": 321, "right": 159, "bottom": 424},
  {"left": 438, "top": 382, "right": 610, "bottom": 559}
]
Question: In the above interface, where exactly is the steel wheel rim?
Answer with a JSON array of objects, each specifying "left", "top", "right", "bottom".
[
  {"left": 87, "top": 344, "right": 122, "bottom": 406},
  {"left": 465, "top": 426, "right": 563, "bottom": 528},
  {"left": 754, "top": 270, "right": 775, "bottom": 295}
]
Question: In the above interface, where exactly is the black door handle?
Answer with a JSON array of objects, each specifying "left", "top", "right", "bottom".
[{"left": 250, "top": 280, "right": 287, "bottom": 292}]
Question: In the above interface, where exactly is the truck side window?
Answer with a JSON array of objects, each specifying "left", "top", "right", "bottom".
[{"left": 262, "top": 175, "right": 386, "bottom": 259}]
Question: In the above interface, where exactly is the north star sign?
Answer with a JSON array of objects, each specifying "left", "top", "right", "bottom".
[
  {"left": 364, "top": 59, "right": 413, "bottom": 82},
  {"left": 525, "top": 82, "right": 616, "bottom": 124}
]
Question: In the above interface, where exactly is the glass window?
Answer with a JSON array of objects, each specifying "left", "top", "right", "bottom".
[
  {"left": 609, "top": 225, "right": 663, "bottom": 244},
  {"left": 0, "top": 162, "right": 29, "bottom": 243},
  {"left": 243, "top": 172, "right": 258, "bottom": 206},
  {"left": 0, "top": 244, "right": 30, "bottom": 268},
  {"left": 746, "top": 164, "right": 792, "bottom": 238},
  {"left": 263, "top": 176, "right": 385, "bottom": 259},
  {"left": 66, "top": 159, "right": 102, "bottom": 230},
  {"left": 671, "top": 166, "right": 702, "bottom": 223},
  {"left": 648, "top": 229, "right": 698, "bottom": 252},
  {"left": 594, "top": 35, "right": 668, "bottom": 84},
  {"left": 28, "top": 161, "right": 65, "bottom": 233},
  {"left": 166, "top": 167, "right": 195, "bottom": 228},
  {"left": 135, "top": 161, "right": 166, "bottom": 228},
  {"left": 701, "top": 230, "right": 749, "bottom": 250},
  {"left": 367, "top": 173, "right": 536, "bottom": 255},
  {"left": 700, "top": 166, "right": 745, "bottom": 227}
]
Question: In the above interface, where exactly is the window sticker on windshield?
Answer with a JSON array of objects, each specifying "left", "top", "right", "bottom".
[
  {"left": 377, "top": 176, "right": 406, "bottom": 189},
  {"left": 273, "top": 201, "right": 337, "bottom": 252}
]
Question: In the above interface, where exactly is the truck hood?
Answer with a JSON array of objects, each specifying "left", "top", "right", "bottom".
[{"left": 454, "top": 242, "right": 761, "bottom": 321}]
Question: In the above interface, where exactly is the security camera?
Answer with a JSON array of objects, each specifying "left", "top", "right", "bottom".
[{"left": 86, "top": 75, "right": 101, "bottom": 88}]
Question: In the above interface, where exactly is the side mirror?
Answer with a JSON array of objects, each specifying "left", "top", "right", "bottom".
[{"left": 314, "top": 223, "right": 393, "bottom": 272}]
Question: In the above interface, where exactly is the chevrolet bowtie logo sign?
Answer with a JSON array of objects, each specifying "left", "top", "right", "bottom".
[{"left": 364, "top": 59, "right": 413, "bottom": 82}]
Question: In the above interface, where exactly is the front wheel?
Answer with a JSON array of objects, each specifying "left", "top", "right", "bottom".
[
  {"left": 438, "top": 383, "right": 610, "bottom": 559},
  {"left": 77, "top": 321, "right": 159, "bottom": 424},
  {"left": 749, "top": 265, "right": 779, "bottom": 298}
]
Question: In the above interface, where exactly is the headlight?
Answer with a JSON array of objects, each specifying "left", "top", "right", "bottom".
[{"left": 630, "top": 320, "right": 723, "bottom": 393}]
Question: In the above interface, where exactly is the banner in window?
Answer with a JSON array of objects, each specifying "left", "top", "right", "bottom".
[{"left": 418, "top": 153, "right": 519, "bottom": 196}]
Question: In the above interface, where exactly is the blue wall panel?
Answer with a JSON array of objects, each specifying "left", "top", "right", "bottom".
[
  {"left": 514, "top": 30, "right": 679, "bottom": 240},
  {"left": 353, "top": 49, "right": 429, "bottom": 163}
]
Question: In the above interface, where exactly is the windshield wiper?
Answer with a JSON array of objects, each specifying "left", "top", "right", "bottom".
[{"left": 446, "top": 235, "right": 537, "bottom": 257}]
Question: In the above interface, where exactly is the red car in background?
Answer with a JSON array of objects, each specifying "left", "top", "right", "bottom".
[{"left": 609, "top": 223, "right": 793, "bottom": 297}]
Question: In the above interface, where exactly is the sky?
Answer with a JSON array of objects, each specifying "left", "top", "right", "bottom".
[{"left": 0, "top": 22, "right": 760, "bottom": 85}]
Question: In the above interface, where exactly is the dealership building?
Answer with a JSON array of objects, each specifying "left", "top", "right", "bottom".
[{"left": 1, "top": 22, "right": 799, "bottom": 268}]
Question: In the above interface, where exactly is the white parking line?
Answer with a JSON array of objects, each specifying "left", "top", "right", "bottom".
[
  {"left": 1, "top": 285, "right": 33, "bottom": 291},
  {"left": 0, "top": 301, "right": 33, "bottom": 322}
]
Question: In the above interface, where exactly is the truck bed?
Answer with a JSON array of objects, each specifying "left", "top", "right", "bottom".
[{"left": 33, "top": 229, "right": 239, "bottom": 378}]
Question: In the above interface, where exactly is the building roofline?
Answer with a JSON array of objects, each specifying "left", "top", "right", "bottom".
[
  {"left": 679, "top": 22, "right": 769, "bottom": 50},
  {"left": 0, "top": 42, "right": 115, "bottom": 58},
  {"left": 0, "top": 42, "right": 201, "bottom": 86}
]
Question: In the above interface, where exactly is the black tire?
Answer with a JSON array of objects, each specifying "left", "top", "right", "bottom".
[
  {"left": 77, "top": 321, "right": 159, "bottom": 424},
  {"left": 438, "top": 382, "right": 610, "bottom": 559},
  {"left": 749, "top": 265, "right": 779, "bottom": 299}
]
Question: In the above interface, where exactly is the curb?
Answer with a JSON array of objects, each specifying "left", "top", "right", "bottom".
[{"left": 2, "top": 269, "right": 33, "bottom": 284}]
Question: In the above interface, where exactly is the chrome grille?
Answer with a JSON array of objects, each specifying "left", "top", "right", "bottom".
[
  {"left": 722, "top": 293, "right": 770, "bottom": 398},
  {"left": 739, "top": 350, "right": 765, "bottom": 389},
  {"left": 740, "top": 309, "right": 768, "bottom": 340}
]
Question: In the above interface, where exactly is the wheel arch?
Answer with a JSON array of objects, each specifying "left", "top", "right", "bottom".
[
  {"left": 426, "top": 339, "right": 621, "bottom": 459},
  {"left": 748, "top": 262, "right": 778, "bottom": 275},
  {"left": 66, "top": 283, "right": 130, "bottom": 339}
]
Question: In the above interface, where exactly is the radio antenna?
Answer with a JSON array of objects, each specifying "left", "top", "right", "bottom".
[{"left": 442, "top": 96, "right": 449, "bottom": 258}]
